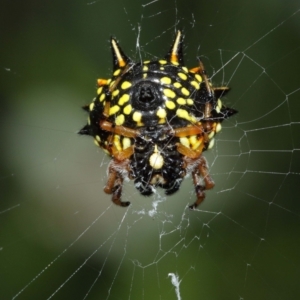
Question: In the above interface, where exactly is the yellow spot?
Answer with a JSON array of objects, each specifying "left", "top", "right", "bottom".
[
  {"left": 208, "top": 131, "right": 215, "bottom": 139},
  {"left": 160, "top": 77, "right": 172, "bottom": 85},
  {"left": 107, "top": 79, "right": 112, "bottom": 85},
  {"left": 123, "top": 104, "right": 132, "bottom": 115},
  {"left": 191, "top": 81, "right": 200, "bottom": 90},
  {"left": 182, "top": 67, "right": 188, "bottom": 73},
  {"left": 99, "top": 93, "right": 105, "bottom": 102},
  {"left": 89, "top": 102, "right": 95, "bottom": 111},
  {"left": 143, "top": 60, "right": 150, "bottom": 64},
  {"left": 177, "top": 98, "right": 186, "bottom": 105},
  {"left": 195, "top": 74, "right": 202, "bottom": 82},
  {"left": 122, "top": 137, "right": 131, "bottom": 149},
  {"left": 166, "top": 100, "right": 176, "bottom": 110},
  {"left": 112, "top": 89, "right": 119, "bottom": 97},
  {"left": 187, "top": 99, "right": 194, "bottom": 105},
  {"left": 176, "top": 108, "right": 196, "bottom": 123},
  {"left": 109, "top": 105, "right": 120, "bottom": 115},
  {"left": 143, "top": 74, "right": 147, "bottom": 79},
  {"left": 96, "top": 135, "right": 101, "bottom": 142},
  {"left": 121, "top": 81, "right": 132, "bottom": 90},
  {"left": 156, "top": 107, "right": 167, "bottom": 119},
  {"left": 118, "top": 94, "right": 130, "bottom": 106},
  {"left": 208, "top": 138, "right": 215, "bottom": 149},
  {"left": 189, "top": 135, "right": 197, "bottom": 146},
  {"left": 88, "top": 117, "right": 91, "bottom": 125},
  {"left": 216, "top": 106, "right": 221, "bottom": 113},
  {"left": 180, "top": 137, "right": 189, "bottom": 148},
  {"left": 178, "top": 72, "right": 187, "bottom": 80},
  {"left": 181, "top": 87, "right": 190, "bottom": 96},
  {"left": 173, "top": 82, "right": 182, "bottom": 89},
  {"left": 191, "top": 136, "right": 202, "bottom": 150},
  {"left": 109, "top": 80, "right": 115, "bottom": 87},
  {"left": 115, "top": 114, "right": 125, "bottom": 125},
  {"left": 113, "top": 69, "right": 121, "bottom": 76},
  {"left": 163, "top": 88, "right": 176, "bottom": 99},
  {"left": 217, "top": 99, "right": 222, "bottom": 109},
  {"left": 171, "top": 61, "right": 179, "bottom": 66},
  {"left": 159, "top": 60, "right": 167, "bottom": 65},
  {"left": 132, "top": 111, "right": 142, "bottom": 123},
  {"left": 113, "top": 135, "right": 122, "bottom": 151},
  {"left": 216, "top": 123, "right": 222, "bottom": 133},
  {"left": 160, "top": 67, "right": 164, "bottom": 70},
  {"left": 149, "top": 145, "right": 164, "bottom": 169},
  {"left": 103, "top": 148, "right": 110, "bottom": 156},
  {"left": 97, "top": 87, "right": 103, "bottom": 95},
  {"left": 94, "top": 139, "right": 99, "bottom": 146},
  {"left": 143, "top": 66, "right": 148, "bottom": 71}
]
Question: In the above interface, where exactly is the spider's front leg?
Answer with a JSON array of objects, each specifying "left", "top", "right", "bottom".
[
  {"left": 189, "top": 156, "right": 215, "bottom": 209},
  {"left": 104, "top": 159, "right": 131, "bottom": 207}
]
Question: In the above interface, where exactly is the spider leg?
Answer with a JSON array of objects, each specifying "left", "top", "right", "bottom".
[
  {"left": 189, "top": 156, "right": 215, "bottom": 209},
  {"left": 104, "top": 160, "right": 130, "bottom": 207}
]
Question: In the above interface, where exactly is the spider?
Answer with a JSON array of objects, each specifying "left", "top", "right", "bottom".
[{"left": 79, "top": 30, "right": 237, "bottom": 209}]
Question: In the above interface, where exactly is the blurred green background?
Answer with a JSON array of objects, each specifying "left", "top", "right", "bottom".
[{"left": 1, "top": 0, "right": 300, "bottom": 299}]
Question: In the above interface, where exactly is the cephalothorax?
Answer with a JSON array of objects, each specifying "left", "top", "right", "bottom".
[{"left": 79, "top": 31, "right": 237, "bottom": 209}]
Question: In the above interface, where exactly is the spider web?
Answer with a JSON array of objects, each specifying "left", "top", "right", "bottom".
[{"left": 1, "top": 0, "right": 300, "bottom": 299}]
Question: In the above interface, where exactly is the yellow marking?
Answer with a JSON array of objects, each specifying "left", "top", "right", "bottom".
[
  {"left": 189, "top": 135, "right": 197, "bottom": 146},
  {"left": 217, "top": 99, "right": 222, "bottom": 109},
  {"left": 181, "top": 87, "right": 190, "bottom": 96},
  {"left": 179, "top": 137, "right": 189, "bottom": 148},
  {"left": 89, "top": 102, "right": 95, "bottom": 111},
  {"left": 111, "top": 39, "right": 126, "bottom": 67},
  {"left": 88, "top": 117, "right": 91, "bottom": 125},
  {"left": 103, "top": 148, "right": 110, "bottom": 156},
  {"left": 176, "top": 108, "right": 196, "bottom": 123},
  {"left": 171, "top": 61, "right": 179, "bottom": 66},
  {"left": 107, "top": 79, "right": 112, "bottom": 85},
  {"left": 156, "top": 107, "right": 167, "bottom": 119},
  {"left": 96, "top": 135, "right": 101, "bottom": 142},
  {"left": 121, "top": 81, "right": 132, "bottom": 90},
  {"left": 173, "top": 82, "right": 182, "bottom": 89},
  {"left": 112, "top": 89, "right": 119, "bottom": 97},
  {"left": 216, "top": 106, "right": 221, "bottom": 113},
  {"left": 109, "top": 105, "right": 120, "bottom": 115},
  {"left": 113, "top": 135, "right": 122, "bottom": 151},
  {"left": 123, "top": 104, "right": 132, "bottom": 115},
  {"left": 195, "top": 74, "right": 202, "bottom": 82},
  {"left": 158, "top": 118, "right": 166, "bottom": 124},
  {"left": 143, "top": 66, "right": 148, "bottom": 71},
  {"left": 143, "top": 74, "right": 147, "bottom": 79},
  {"left": 160, "top": 77, "right": 172, "bottom": 85},
  {"left": 182, "top": 67, "right": 188, "bottom": 73},
  {"left": 178, "top": 72, "right": 187, "bottom": 80},
  {"left": 208, "top": 138, "right": 215, "bottom": 149},
  {"left": 191, "top": 137, "right": 202, "bottom": 150},
  {"left": 115, "top": 114, "right": 125, "bottom": 125},
  {"left": 191, "top": 81, "right": 200, "bottom": 89},
  {"left": 149, "top": 145, "right": 164, "bottom": 169},
  {"left": 122, "top": 137, "right": 131, "bottom": 149},
  {"left": 132, "top": 111, "right": 142, "bottom": 123},
  {"left": 177, "top": 98, "right": 186, "bottom": 105},
  {"left": 94, "top": 139, "right": 99, "bottom": 146},
  {"left": 208, "top": 131, "right": 215, "bottom": 139},
  {"left": 160, "top": 67, "right": 164, "bottom": 70},
  {"left": 118, "top": 94, "right": 130, "bottom": 106},
  {"left": 166, "top": 100, "right": 176, "bottom": 110},
  {"left": 99, "top": 93, "right": 105, "bottom": 102},
  {"left": 159, "top": 60, "right": 167, "bottom": 65},
  {"left": 113, "top": 69, "right": 121, "bottom": 76},
  {"left": 143, "top": 60, "right": 150, "bottom": 64},
  {"left": 163, "top": 88, "right": 176, "bottom": 98},
  {"left": 216, "top": 123, "right": 222, "bottom": 133},
  {"left": 97, "top": 87, "right": 103, "bottom": 95},
  {"left": 109, "top": 80, "right": 115, "bottom": 87},
  {"left": 187, "top": 99, "right": 194, "bottom": 105}
]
